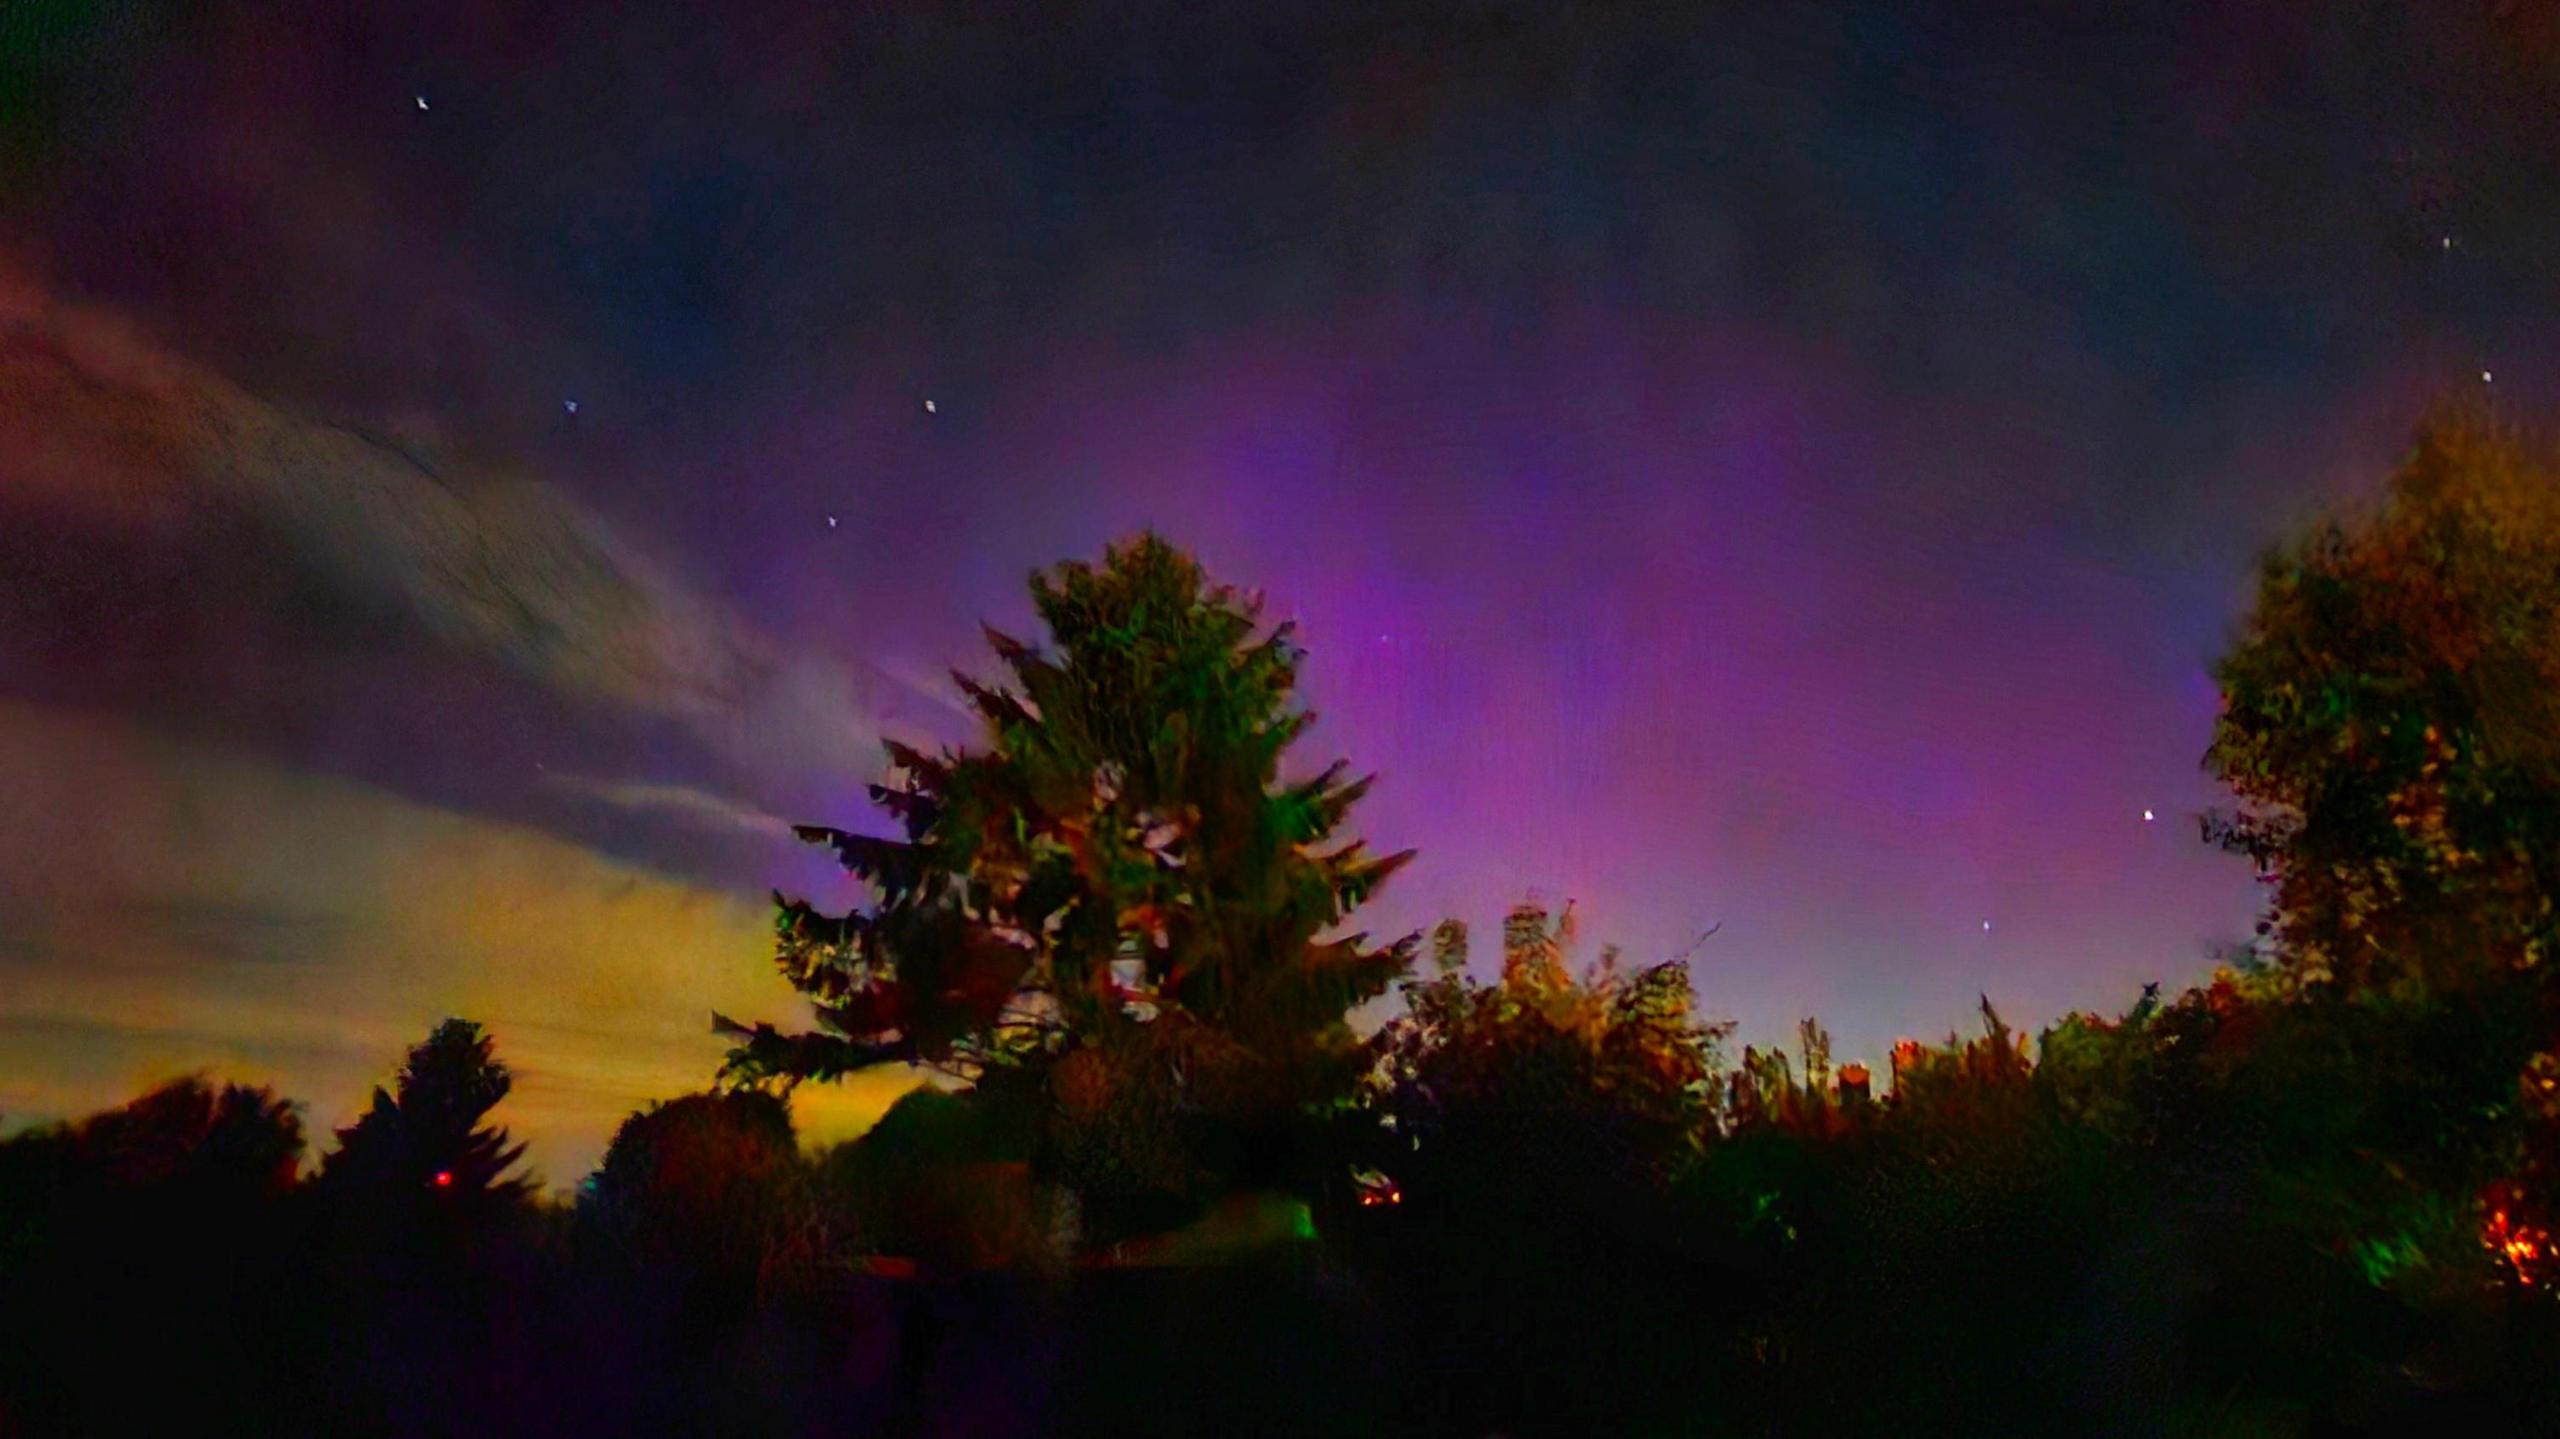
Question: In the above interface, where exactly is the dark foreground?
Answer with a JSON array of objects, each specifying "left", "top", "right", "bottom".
[{"left": 9, "top": 1203, "right": 2560, "bottom": 1439}]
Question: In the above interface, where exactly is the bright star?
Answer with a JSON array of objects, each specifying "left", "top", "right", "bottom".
[
  {"left": 2485, "top": 370, "right": 2495, "bottom": 383},
  {"left": 1982, "top": 920, "right": 1993, "bottom": 932},
  {"left": 2142, "top": 809, "right": 2155, "bottom": 822},
  {"left": 826, "top": 515, "right": 838, "bottom": 529},
  {"left": 563, "top": 399, "right": 578, "bottom": 415},
  {"left": 416, "top": 95, "right": 429, "bottom": 111},
  {"left": 923, "top": 398, "right": 936, "bottom": 413}
]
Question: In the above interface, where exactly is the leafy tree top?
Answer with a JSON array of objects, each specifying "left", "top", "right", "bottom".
[
  {"left": 47, "top": 1077, "right": 304, "bottom": 1194},
  {"left": 1367, "top": 902, "right": 1730, "bottom": 1190},
  {"left": 720, "top": 534, "right": 1417, "bottom": 1103},
  {"left": 587, "top": 1090, "right": 804, "bottom": 1277},
  {"left": 2209, "top": 405, "right": 2560, "bottom": 995}
]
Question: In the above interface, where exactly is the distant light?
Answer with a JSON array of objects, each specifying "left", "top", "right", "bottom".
[
  {"left": 2484, "top": 370, "right": 2495, "bottom": 383},
  {"left": 433, "top": 1170, "right": 453, "bottom": 1188},
  {"left": 416, "top": 95, "right": 429, "bottom": 111},
  {"left": 826, "top": 515, "right": 838, "bottom": 529},
  {"left": 2442, "top": 236, "right": 2456, "bottom": 250},
  {"left": 2142, "top": 809, "right": 2155, "bottom": 823},
  {"left": 1982, "top": 920, "right": 1993, "bottom": 932},
  {"left": 922, "top": 398, "right": 936, "bottom": 413},
  {"left": 563, "top": 398, "right": 579, "bottom": 415}
]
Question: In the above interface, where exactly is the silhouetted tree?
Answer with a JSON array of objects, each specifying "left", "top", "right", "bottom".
[
  {"left": 0, "top": 1075, "right": 304, "bottom": 1285},
  {"left": 69, "top": 1075, "right": 305, "bottom": 1192},
  {"left": 816, "top": 1086, "right": 1064, "bottom": 1273},
  {"left": 0, "top": 1078, "right": 309, "bottom": 1433},
  {"left": 587, "top": 1089, "right": 825, "bottom": 1302},
  {"left": 1368, "top": 901, "right": 1726, "bottom": 1201},
  {"left": 2205, "top": 405, "right": 2560, "bottom": 1306},
  {"left": 2208, "top": 404, "right": 2560, "bottom": 996},
  {"left": 320, "top": 1018, "right": 533, "bottom": 1208},
  {"left": 1355, "top": 902, "right": 1736, "bottom": 1433},
  {"left": 719, "top": 534, "right": 1417, "bottom": 1226}
]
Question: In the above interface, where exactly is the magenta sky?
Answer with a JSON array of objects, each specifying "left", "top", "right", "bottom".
[{"left": 4, "top": 0, "right": 2556, "bottom": 1178}]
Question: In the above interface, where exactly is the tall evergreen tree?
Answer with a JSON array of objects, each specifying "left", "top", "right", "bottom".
[{"left": 718, "top": 535, "right": 1416, "bottom": 1202}]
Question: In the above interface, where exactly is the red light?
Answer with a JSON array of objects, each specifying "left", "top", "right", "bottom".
[{"left": 434, "top": 1170, "right": 454, "bottom": 1188}]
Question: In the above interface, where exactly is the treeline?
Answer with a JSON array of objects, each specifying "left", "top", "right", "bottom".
[
  {"left": 0, "top": 1022, "right": 918, "bottom": 1435},
  {"left": 6, "top": 926, "right": 2555, "bottom": 1436},
  {"left": 10, "top": 408, "right": 2560, "bottom": 1435}
]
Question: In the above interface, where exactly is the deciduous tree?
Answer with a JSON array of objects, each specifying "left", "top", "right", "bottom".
[{"left": 2208, "top": 405, "right": 2560, "bottom": 995}]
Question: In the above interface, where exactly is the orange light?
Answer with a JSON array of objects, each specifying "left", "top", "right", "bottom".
[{"left": 2484, "top": 1195, "right": 2550, "bottom": 1286}]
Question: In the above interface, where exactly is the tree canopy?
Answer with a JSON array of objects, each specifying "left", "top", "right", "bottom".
[
  {"left": 1365, "top": 903, "right": 1730, "bottom": 1208},
  {"left": 2208, "top": 405, "right": 2560, "bottom": 996}
]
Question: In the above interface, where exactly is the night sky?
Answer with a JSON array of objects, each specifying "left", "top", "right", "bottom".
[{"left": 5, "top": 0, "right": 2558, "bottom": 1181}]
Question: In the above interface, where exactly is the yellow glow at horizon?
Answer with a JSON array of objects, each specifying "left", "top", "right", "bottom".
[{"left": 0, "top": 699, "right": 922, "bottom": 1183}]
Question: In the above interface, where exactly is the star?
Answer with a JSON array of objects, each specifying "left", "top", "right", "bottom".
[
  {"left": 923, "top": 398, "right": 937, "bottom": 414},
  {"left": 2442, "top": 235, "right": 2457, "bottom": 250},
  {"left": 415, "top": 95, "right": 429, "bottom": 111},
  {"left": 825, "top": 515, "right": 838, "bottom": 529},
  {"left": 2485, "top": 370, "right": 2496, "bottom": 383},
  {"left": 562, "top": 398, "right": 578, "bottom": 415},
  {"left": 2142, "top": 809, "right": 2154, "bottom": 822},
  {"left": 1981, "top": 919, "right": 1993, "bottom": 932}
]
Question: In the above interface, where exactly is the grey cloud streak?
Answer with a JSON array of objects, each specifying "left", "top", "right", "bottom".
[{"left": 0, "top": 264, "right": 898, "bottom": 789}]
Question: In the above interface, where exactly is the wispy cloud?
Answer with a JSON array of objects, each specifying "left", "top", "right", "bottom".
[
  {"left": 0, "top": 263, "right": 914, "bottom": 785},
  {"left": 543, "top": 772, "right": 800, "bottom": 840}
]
